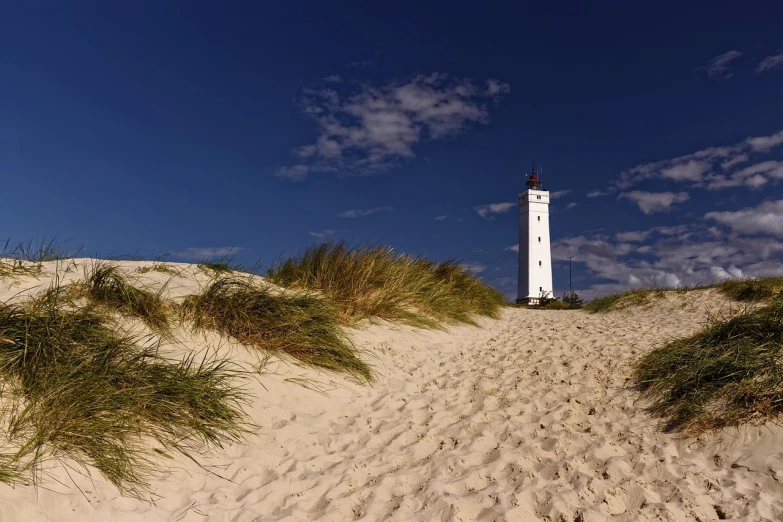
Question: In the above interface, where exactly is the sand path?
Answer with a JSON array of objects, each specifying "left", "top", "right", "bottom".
[{"left": 3, "top": 287, "right": 782, "bottom": 521}]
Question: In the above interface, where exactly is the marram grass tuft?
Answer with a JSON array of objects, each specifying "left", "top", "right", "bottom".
[
  {"left": 82, "top": 261, "right": 174, "bottom": 339},
  {"left": 266, "top": 241, "right": 506, "bottom": 328},
  {"left": 0, "top": 284, "right": 249, "bottom": 497},
  {"left": 634, "top": 295, "right": 783, "bottom": 434},
  {"left": 716, "top": 276, "right": 783, "bottom": 302},
  {"left": 182, "top": 276, "right": 372, "bottom": 382}
]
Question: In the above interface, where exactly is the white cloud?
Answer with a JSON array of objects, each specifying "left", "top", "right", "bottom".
[
  {"left": 323, "top": 74, "right": 342, "bottom": 83},
  {"left": 435, "top": 215, "right": 448, "bottom": 221},
  {"left": 705, "top": 199, "right": 783, "bottom": 237},
  {"left": 615, "top": 129, "right": 783, "bottom": 193},
  {"left": 505, "top": 244, "right": 519, "bottom": 252},
  {"left": 274, "top": 164, "right": 311, "bottom": 181},
  {"left": 697, "top": 50, "right": 742, "bottom": 79},
  {"left": 337, "top": 206, "right": 393, "bottom": 218},
  {"left": 475, "top": 202, "right": 515, "bottom": 219},
  {"left": 747, "top": 130, "right": 783, "bottom": 152},
  {"left": 706, "top": 160, "right": 783, "bottom": 190},
  {"left": 587, "top": 190, "right": 609, "bottom": 198},
  {"left": 710, "top": 265, "right": 744, "bottom": 280},
  {"left": 721, "top": 154, "right": 748, "bottom": 170},
  {"left": 745, "top": 174, "right": 768, "bottom": 188},
  {"left": 173, "top": 247, "right": 240, "bottom": 260},
  {"left": 615, "top": 230, "right": 651, "bottom": 242},
  {"left": 309, "top": 230, "right": 336, "bottom": 239},
  {"left": 550, "top": 190, "right": 571, "bottom": 199},
  {"left": 619, "top": 191, "right": 689, "bottom": 214},
  {"left": 566, "top": 202, "right": 577, "bottom": 209},
  {"left": 552, "top": 223, "right": 783, "bottom": 300},
  {"left": 276, "top": 73, "right": 510, "bottom": 180},
  {"left": 757, "top": 51, "right": 783, "bottom": 72},
  {"left": 660, "top": 160, "right": 711, "bottom": 182},
  {"left": 485, "top": 79, "right": 511, "bottom": 97},
  {"left": 461, "top": 262, "right": 487, "bottom": 274}
]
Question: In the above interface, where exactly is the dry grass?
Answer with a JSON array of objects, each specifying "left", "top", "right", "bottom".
[
  {"left": 0, "top": 282, "right": 249, "bottom": 496},
  {"left": 634, "top": 295, "right": 783, "bottom": 434},
  {"left": 0, "top": 237, "right": 80, "bottom": 282},
  {"left": 81, "top": 261, "right": 174, "bottom": 339},
  {"left": 0, "top": 259, "right": 42, "bottom": 280},
  {"left": 715, "top": 276, "right": 783, "bottom": 302},
  {"left": 266, "top": 241, "right": 506, "bottom": 328},
  {"left": 583, "top": 288, "right": 668, "bottom": 313},
  {"left": 182, "top": 276, "right": 372, "bottom": 382},
  {"left": 136, "top": 262, "right": 180, "bottom": 276},
  {"left": 586, "top": 276, "right": 783, "bottom": 314}
]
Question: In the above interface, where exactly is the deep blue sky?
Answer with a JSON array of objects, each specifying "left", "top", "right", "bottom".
[{"left": 2, "top": 1, "right": 782, "bottom": 299}]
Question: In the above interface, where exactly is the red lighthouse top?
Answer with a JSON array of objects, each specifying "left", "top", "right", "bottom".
[{"left": 526, "top": 163, "right": 542, "bottom": 190}]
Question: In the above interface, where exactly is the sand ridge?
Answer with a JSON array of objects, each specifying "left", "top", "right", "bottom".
[{"left": 1, "top": 262, "right": 782, "bottom": 521}]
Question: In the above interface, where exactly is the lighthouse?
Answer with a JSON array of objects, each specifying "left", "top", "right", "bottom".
[{"left": 516, "top": 164, "right": 553, "bottom": 304}]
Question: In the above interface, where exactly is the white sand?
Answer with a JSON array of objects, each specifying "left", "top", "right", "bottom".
[{"left": 1, "top": 260, "right": 782, "bottom": 521}]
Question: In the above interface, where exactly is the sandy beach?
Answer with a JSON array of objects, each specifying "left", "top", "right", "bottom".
[{"left": 1, "top": 261, "right": 782, "bottom": 521}]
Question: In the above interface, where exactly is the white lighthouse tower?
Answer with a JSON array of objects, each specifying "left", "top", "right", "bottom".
[{"left": 516, "top": 164, "right": 553, "bottom": 304}]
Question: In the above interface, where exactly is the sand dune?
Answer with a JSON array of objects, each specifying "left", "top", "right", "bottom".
[{"left": 1, "top": 261, "right": 782, "bottom": 521}]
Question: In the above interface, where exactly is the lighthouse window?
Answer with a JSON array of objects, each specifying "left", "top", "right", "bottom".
[
  {"left": 538, "top": 237, "right": 541, "bottom": 242},
  {"left": 537, "top": 195, "right": 541, "bottom": 200},
  {"left": 537, "top": 216, "right": 540, "bottom": 222},
  {"left": 539, "top": 261, "right": 542, "bottom": 266}
]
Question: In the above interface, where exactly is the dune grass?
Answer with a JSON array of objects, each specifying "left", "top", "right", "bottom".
[
  {"left": 634, "top": 295, "right": 783, "bottom": 434},
  {"left": 196, "top": 252, "right": 247, "bottom": 278},
  {"left": 198, "top": 261, "right": 234, "bottom": 276},
  {"left": 182, "top": 276, "right": 372, "bottom": 382},
  {"left": 0, "top": 284, "right": 249, "bottom": 496},
  {"left": 0, "top": 237, "right": 81, "bottom": 282},
  {"left": 585, "top": 276, "right": 783, "bottom": 314},
  {"left": 0, "top": 258, "right": 42, "bottom": 279},
  {"left": 11, "top": 236, "right": 78, "bottom": 263},
  {"left": 583, "top": 287, "right": 668, "bottom": 313},
  {"left": 715, "top": 276, "right": 783, "bottom": 302},
  {"left": 266, "top": 242, "right": 506, "bottom": 328},
  {"left": 82, "top": 261, "right": 174, "bottom": 339},
  {"left": 136, "top": 262, "right": 180, "bottom": 276}
]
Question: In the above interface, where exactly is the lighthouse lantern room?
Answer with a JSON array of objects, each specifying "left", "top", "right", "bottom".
[{"left": 516, "top": 164, "right": 553, "bottom": 305}]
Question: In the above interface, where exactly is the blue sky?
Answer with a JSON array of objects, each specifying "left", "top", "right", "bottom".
[{"left": 2, "top": 1, "right": 782, "bottom": 300}]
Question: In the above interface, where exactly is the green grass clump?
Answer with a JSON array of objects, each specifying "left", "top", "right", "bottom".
[
  {"left": 136, "top": 262, "right": 180, "bottom": 276},
  {"left": 715, "top": 276, "right": 783, "bottom": 302},
  {"left": 0, "top": 289, "right": 248, "bottom": 496},
  {"left": 83, "top": 261, "right": 173, "bottom": 338},
  {"left": 196, "top": 253, "right": 243, "bottom": 277},
  {"left": 536, "top": 299, "right": 571, "bottom": 310},
  {"left": 0, "top": 259, "right": 42, "bottom": 280},
  {"left": 12, "top": 236, "right": 77, "bottom": 263},
  {"left": 266, "top": 242, "right": 506, "bottom": 327},
  {"left": 182, "top": 277, "right": 372, "bottom": 382},
  {"left": 634, "top": 296, "right": 783, "bottom": 434},
  {"left": 583, "top": 288, "right": 667, "bottom": 313},
  {"left": 198, "top": 261, "right": 234, "bottom": 276},
  {"left": 0, "top": 237, "right": 81, "bottom": 282}
]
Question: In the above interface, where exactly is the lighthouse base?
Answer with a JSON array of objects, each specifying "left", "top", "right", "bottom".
[{"left": 515, "top": 297, "right": 541, "bottom": 306}]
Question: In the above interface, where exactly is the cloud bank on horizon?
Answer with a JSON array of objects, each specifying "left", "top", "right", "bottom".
[{"left": 547, "top": 129, "right": 783, "bottom": 299}]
